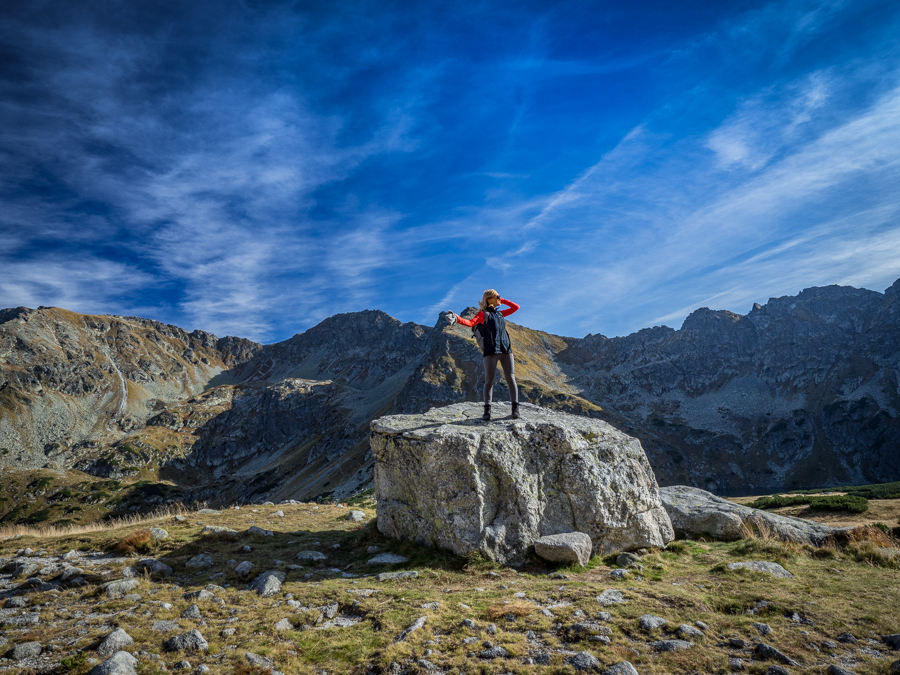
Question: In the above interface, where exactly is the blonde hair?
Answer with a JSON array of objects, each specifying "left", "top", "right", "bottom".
[{"left": 479, "top": 289, "right": 499, "bottom": 311}]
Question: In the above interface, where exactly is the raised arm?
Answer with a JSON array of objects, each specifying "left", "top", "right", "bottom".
[
  {"left": 454, "top": 311, "right": 483, "bottom": 327},
  {"left": 499, "top": 298, "right": 519, "bottom": 316}
]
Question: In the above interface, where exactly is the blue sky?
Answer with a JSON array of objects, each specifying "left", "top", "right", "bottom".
[{"left": 2, "top": 0, "right": 899, "bottom": 343}]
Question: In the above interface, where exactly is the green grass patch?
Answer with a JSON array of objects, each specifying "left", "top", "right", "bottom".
[
  {"left": 748, "top": 493, "right": 869, "bottom": 513},
  {"left": 790, "top": 480, "right": 900, "bottom": 500}
]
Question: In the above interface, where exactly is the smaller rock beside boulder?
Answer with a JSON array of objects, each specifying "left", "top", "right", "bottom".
[
  {"left": 534, "top": 532, "right": 592, "bottom": 567},
  {"left": 660, "top": 486, "right": 839, "bottom": 545},
  {"left": 347, "top": 510, "right": 366, "bottom": 522}
]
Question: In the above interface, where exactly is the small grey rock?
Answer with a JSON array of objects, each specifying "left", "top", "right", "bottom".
[
  {"left": 246, "top": 652, "right": 275, "bottom": 669},
  {"left": 676, "top": 624, "right": 704, "bottom": 640},
  {"left": 486, "top": 623, "right": 498, "bottom": 635},
  {"left": 234, "top": 560, "right": 254, "bottom": 577},
  {"left": 173, "top": 660, "right": 192, "bottom": 670},
  {"left": 248, "top": 526, "right": 274, "bottom": 537},
  {"left": 478, "top": 646, "right": 509, "bottom": 660},
  {"left": 827, "top": 665, "right": 857, "bottom": 675},
  {"left": 616, "top": 552, "right": 640, "bottom": 567},
  {"left": 534, "top": 651, "right": 552, "bottom": 665},
  {"left": 152, "top": 620, "right": 181, "bottom": 632},
  {"left": 883, "top": 634, "right": 900, "bottom": 650},
  {"left": 568, "top": 651, "right": 600, "bottom": 670},
  {"left": 275, "top": 618, "right": 293, "bottom": 631},
  {"left": 889, "top": 659, "right": 900, "bottom": 673},
  {"left": 104, "top": 578, "right": 140, "bottom": 598},
  {"left": 181, "top": 604, "right": 202, "bottom": 619},
  {"left": 754, "top": 642, "right": 799, "bottom": 666},
  {"left": 461, "top": 618, "right": 477, "bottom": 629},
  {"left": 726, "top": 561, "right": 794, "bottom": 579},
  {"left": 377, "top": 570, "right": 418, "bottom": 581},
  {"left": 649, "top": 640, "right": 693, "bottom": 651},
  {"left": 6, "top": 597, "right": 26, "bottom": 608},
  {"left": 753, "top": 622, "right": 773, "bottom": 636},
  {"left": 639, "top": 614, "right": 668, "bottom": 630},
  {"left": 729, "top": 638, "right": 748, "bottom": 648},
  {"left": 729, "top": 658, "right": 745, "bottom": 672},
  {"left": 88, "top": 651, "right": 138, "bottom": 675},
  {"left": 347, "top": 510, "right": 366, "bottom": 522},
  {"left": 764, "top": 666, "right": 791, "bottom": 675},
  {"left": 609, "top": 569, "right": 629, "bottom": 579},
  {"left": 249, "top": 570, "right": 284, "bottom": 597},
  {"left": 149, "top": 527, "right": 169, "bottom": 540},
  {"left": 367, "top": 553, "right": 408, "bottom": 565},
  {"left": 185, "top": 554, "right": 214, "bottom": 568},
  {"left": 163, "top": 629, "right": 209, "bottom": 652},
  {"left": 9, "top": 641, "right": 42, "bottom": 660},
  {"left": 394, "top": 616, "right": 426, "bottom": 642},
  {"left": 821, "top": 640, "right": 838, "bottom": 649},
  {"left": 597, "top": 611, "right": 612, "bottom": 621},
  {"left": 596, "top": 589, "right": 626, "bottom": 605},
  {"left": 836, "top": 632, "right": 857, "bottom": 644},
  {"left": 183, "top": 589, "right": 214, "bottom": 601},
  {"left": 695, "top": 620, "right": 709, "bottom": 631},
  {"left": 220, "top": 627, "right": 236, "bottom": 637},
  {"left": 603, "top": 662, "right": 638, "bottom": 675},
  {"left": 296, "top": 550, "right": 327, "bottom": 561},
  {"left": 97, "top": 628, "right": 134, "bottom": 658}
]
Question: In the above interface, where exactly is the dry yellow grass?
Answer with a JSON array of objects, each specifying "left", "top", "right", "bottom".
[{"left": 2, "top": 499, "right": 897, "bottom": 675}]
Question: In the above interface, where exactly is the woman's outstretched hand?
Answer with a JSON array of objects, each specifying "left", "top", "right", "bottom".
[{"left": 445, "top": 310, "right": 456, "bottom": 322}]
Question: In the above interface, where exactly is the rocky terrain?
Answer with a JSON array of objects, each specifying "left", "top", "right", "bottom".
[
  {"left": 1, "top": 277, "right": 899, "bottom": 524},
  {"left": 0, "top": 497, "right": 897, "bottom": 675}
]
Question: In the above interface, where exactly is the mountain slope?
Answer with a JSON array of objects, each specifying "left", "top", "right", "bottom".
[{"left": 1, "top": 278, "right": 898, "bottom": 525}]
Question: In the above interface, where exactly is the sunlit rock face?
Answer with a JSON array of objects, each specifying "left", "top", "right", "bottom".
[{"left": 371, "top": 402, "right": 674, "bottom": 565}]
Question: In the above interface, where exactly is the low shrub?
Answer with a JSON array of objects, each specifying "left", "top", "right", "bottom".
[
  {"left": 113, "top": 528, "right": 154, "bottom": 554},
  {"left": 60, "top": 651, "right": 86, "bottom": 671},
  {"left": 748, "top": 494, "right": 868, "bottom": 513}
]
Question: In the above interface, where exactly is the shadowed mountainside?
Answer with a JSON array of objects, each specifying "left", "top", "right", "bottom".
[{"left": 1, "top": 278, "right": 898, "bottom": 525}]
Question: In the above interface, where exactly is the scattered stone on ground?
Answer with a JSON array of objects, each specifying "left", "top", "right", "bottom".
[
  {"left": 367, "top": 553, "right": 409, "bottom": 565},
  {"left": 97, "top": 628, "right": 134, "bottom": 658},
  {"left": 639, "top": 614, "right": 668, "bottom": 630},
  {"left": 88, "top": 651, "right": 138, "bottom": 675},
  {"left": 249, "top": 570, "right": 285, "bottom": 597},
  {"left": 649, "top": 640, "right": 693, "bottom": 651},
  {"left": 726, "top": 561, "right": 795, "bottom": 578},
  {"left": 163, "top": 629, "right": 209, "bottom": 652},
  {"left": 394, "top": 616, "right": 427, "bottom": 642},
  {"left": 755, "top": 642, "right": 799, "bottom": 666}
]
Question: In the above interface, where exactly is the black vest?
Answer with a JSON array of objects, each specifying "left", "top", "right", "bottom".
[{"left": 481, "top": 306, "right": 512, "bottom": 356}]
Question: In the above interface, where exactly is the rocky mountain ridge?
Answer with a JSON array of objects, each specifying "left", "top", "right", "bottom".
[{"left": 1, "top": 278, "right": 898, "bottom": 524}]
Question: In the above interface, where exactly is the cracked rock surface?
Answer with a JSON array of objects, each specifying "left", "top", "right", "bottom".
[{"left": 372, "top": 402, "right": 674, "bottom": 565}]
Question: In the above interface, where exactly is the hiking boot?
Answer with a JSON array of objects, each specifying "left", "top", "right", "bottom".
[
  {"left": 482, "top": 405, "right": 491, "bottom": 421},
  {"left": 511, "top": 402, "right": 520, "bottom": 419}
]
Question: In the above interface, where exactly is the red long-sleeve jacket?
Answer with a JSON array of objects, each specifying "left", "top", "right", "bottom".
[{"left": 455, "top": 298, "right": 519, "bottom": 327}]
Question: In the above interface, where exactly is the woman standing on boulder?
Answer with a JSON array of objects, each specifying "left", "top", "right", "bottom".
[{"left": 447, "top": 290, "right": 520, "bottom": 421}]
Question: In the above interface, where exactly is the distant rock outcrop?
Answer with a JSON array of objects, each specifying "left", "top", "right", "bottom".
[{"left": 371, "top": 402, "right": 674, "bottom": 565}]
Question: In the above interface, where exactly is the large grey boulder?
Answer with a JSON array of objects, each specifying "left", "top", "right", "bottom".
[
  {"left": 534, "top": 532, "right": 593, "bottom": 567},
  {"left": 372, "top": 403, "right": 674, "bottom": 564},
  {"left": 659, "top": 486, "right": 840, "bottom": 545}
]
